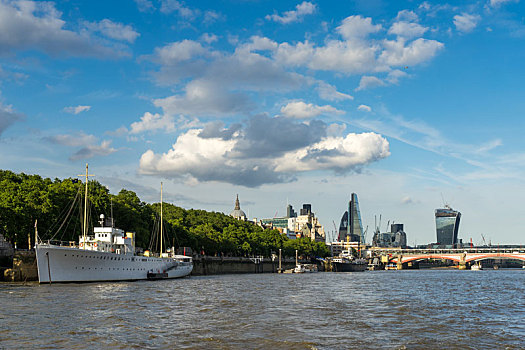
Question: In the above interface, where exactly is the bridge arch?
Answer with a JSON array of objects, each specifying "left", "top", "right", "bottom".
[
  {"left": 390, "top": 253, "right": 525, "bottom": 264},
  {"left": 465, "top": 254, "right": 525, "bottom": 263},
  {"left": 392, "top": 255, "right": 462, "bottom": 264}
]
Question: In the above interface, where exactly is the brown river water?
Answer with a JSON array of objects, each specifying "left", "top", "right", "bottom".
[{"left": 1, "top": 269, "right": 525, "bottom": 349}]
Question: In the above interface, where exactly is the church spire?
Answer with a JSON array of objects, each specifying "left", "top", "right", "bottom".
[{"left": 234, "top": 194, "right": 240, "bottom": 210}]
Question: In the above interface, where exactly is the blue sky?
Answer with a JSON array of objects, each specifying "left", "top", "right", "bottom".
[{"left": 1, "top": 0, "right": 525, "bottom": 245}]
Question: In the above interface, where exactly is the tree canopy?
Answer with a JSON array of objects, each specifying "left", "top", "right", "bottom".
[{"left": 0, "top": 170, "right": 330, "bottom": 258}]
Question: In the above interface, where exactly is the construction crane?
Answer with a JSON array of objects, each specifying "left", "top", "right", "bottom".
[
  {"left": 374, "top": 214, "right": 382, "bottom": 233},
  {"left": 481, "top": 234, "right": 487, "bottom": 246},
  {"left": 332, "top": 220, "right": 340, "bottom": 242},
  {"left": 362, "top": 225, "right": 368, "bottom": 243}
]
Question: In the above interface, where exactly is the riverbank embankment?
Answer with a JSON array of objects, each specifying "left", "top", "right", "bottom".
[
  {"left": 0, "top": 251, "right": 305, "bottom": 282},
  {"left": 191, "top": 256, "right": 299, "bottom": 275}
]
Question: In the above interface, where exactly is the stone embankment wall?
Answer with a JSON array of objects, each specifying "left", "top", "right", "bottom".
[
  {"left": 0, "top": 233, "right": 14, "bottom": 274},
  {"left": 2, "top": 250, "right": 38, "bottom": 282},
  {"left": 191, "top": 256, "right": 299, "bottom": 275}
]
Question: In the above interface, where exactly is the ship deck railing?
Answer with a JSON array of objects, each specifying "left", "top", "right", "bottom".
[{"left": 39, "top": 240, "right": 78, "bottom": 248}]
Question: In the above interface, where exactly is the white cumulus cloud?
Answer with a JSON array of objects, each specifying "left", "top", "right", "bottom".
[
  {"left": 63, "top": 105, "right": 91, "bottom": 115},
  {"left": 356, "top": 76, "right": 385, "bottom": 91},
  {"left": 200, "top": 33, "right": 218, "bottom": 44},
  {"left": 316, "top": 82, "right": 354, "bottom": 101},
  {"left": 154, "top": 80, "right": 252, "bottom": 116},
  {"left": 379, "top": 38, "right": 444, "bottom": 66},
  {"left": 280, "top": 101, "right": 344, "bottom": 119},
  {"left": 70, "top": 140, "right": 117, "bottom": 161},
  {"left": 160, "top": 0, "right": 196, "bottom": 18},
  {"left": 134, "top": 0, "right": 154, "bottom": 12},
  {"left": 129, "top": 112, "right": 176, "bottom": 134},
  {"left": 0, "top": 1, "right": 126, "bottom": 57},
  {"left": 0, "top": 102, "right": 24, "bottom": 136},
  {"left": 83, "top": 19, "right": 140, "bottom": 43},
  {"left": 489, "top": 0, "right": 518, "bottom": 7},
  {"left": 396, "top": 10, "right": 419, "bottom": 22},
  {"left": 45, "top": 131, "right": 117, "bottom": 160},
  {"left": 388, "top": 21, "right": 428, "bottom": 39},
  {"left": 358, "top": 105, "right": 372, "bottom": 112},
  {"left": 153, "top": 40, "right": 208, "bottom": 64},
  {"left": 274, "top": 132, "right": 390, "bottom": 172},
  {"left": 265, "top": 1, "right": 316, "bottom": 24},
  {"left": 453, "top": 13, "right": 481, "bottom": 33},
  {"left": 138, "top": 117, "right": 390, "bottom": 187},
  {"left": 336, "top": 15, "right": 382, "bottom": 40},
  {"left": 45, "top": 132, "right": 97, "bottom": 147}
]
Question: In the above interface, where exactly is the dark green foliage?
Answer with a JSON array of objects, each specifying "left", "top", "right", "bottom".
[{"left": 0, "top": 170, "right": 330, "bottom": 258}]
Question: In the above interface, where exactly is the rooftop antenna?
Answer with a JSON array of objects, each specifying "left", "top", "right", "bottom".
[{"left": 441, "top": 192, "right": 450, "bottom": 208}]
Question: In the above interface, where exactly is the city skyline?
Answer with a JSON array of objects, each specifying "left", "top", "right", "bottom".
[{"left": 1, "top": 0, "right": 525, "bottom": 244}]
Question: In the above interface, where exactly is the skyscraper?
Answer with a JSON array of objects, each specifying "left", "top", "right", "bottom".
[
  {"left": 435, "top": 206, "right": 461, "bottom": 247},
  {"left": 338, "top": 193, "right": 364, "bottom": 242}
]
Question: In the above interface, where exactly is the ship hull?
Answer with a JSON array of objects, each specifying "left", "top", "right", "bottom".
[
  {"left": 332, "top": 261, "right": 367, "bottom": 272},
  {"left": 36, "top": 244, "right": 192, "bottom": 283}
]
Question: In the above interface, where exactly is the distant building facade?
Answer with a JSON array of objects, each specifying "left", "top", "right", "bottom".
[
  {"left": 262, "top": 204, "right": 325, "bottom": 242},
  {"left": 292, "top": 204, "right": 324, "bottom": 242},
  {"left": 338, "top": 193, "right": 364, "bottom": 243},
  {"left": 372, "top": 223, "right": 407, "bottom": 248},
  {"left": 435, "top": 206, "right": 461, "bottom": 247},
  {"left": 230, "top": 194, "right": 247, "bottom": 221}
]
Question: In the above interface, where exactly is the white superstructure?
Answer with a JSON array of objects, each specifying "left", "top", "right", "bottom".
[{"left": 36, "top": 222, "right": 192, "bottom": 283}]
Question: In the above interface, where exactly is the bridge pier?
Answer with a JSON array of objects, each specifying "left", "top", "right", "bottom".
[
  {"left": 458, "top": 253, "right": 467, "bottom": 270},
  {"left": 396, "top": 254, "right": 403, "bottom": 270}
]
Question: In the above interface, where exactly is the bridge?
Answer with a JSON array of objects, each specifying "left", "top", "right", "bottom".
[{"left": 369, "top": 247, "right": 525, "bottom": 269}]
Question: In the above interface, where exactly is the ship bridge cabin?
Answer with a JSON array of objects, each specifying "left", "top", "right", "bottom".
[{"left": 78, "top": 214, "right": 135, "bottom": 255}]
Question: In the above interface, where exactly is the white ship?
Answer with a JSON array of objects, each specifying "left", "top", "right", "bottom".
[{"left": 35, "top": 165, "right": 192, "bottom": 283}]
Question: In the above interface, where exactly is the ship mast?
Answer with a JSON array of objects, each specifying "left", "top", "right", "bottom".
[
  {"left": 160, "top": 182, "right": 163, "bottom": 257},
  {"left": 78, "top": 164, "right": 94, "bottom": 250}
]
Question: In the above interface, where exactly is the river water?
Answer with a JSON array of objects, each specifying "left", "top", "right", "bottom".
[{"left": 2, "top": 269, "right": 525, "bottom": 349}]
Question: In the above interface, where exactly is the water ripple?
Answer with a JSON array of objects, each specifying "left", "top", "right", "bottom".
[{"left": 2, "top": 270, "right": 525, "bottom": 349}]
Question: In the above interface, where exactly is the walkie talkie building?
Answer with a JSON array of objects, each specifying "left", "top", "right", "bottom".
[{"left": 435, "top": 206, "right": 461, "bottom": 247}]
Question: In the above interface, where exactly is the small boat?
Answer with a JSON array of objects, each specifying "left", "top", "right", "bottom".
[
  {"left": 471, "top": 262, "right": 483, "bottom": 270},
  {"left": 293, "top": 264, "right": 318, "bottom": 273},
  {"left": 384, "top": 263, "right": 398, "bottom": 270}
]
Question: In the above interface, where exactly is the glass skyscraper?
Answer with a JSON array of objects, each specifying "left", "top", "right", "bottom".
[
  {"left": 338, "top": 193, "right": 364, "bottom": 242},
  {"left": 435, "top": 206, "right": 461, "bottom": 246}
]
